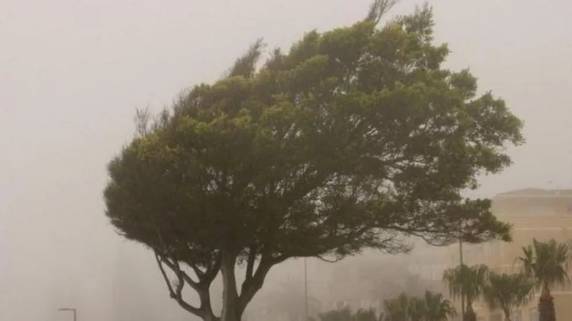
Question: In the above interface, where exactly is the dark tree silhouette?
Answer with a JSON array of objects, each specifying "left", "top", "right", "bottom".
[{"left": 104, "top": 2, "right": 522, "bottom": 320}]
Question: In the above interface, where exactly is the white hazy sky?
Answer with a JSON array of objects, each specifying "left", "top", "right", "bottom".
[{"left": 0, "top": 1, "right": 571, "bottom": 320}]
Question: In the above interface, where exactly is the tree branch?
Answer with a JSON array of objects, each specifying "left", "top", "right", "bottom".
[
  {"left": 364, "top": 0, "right": 398, "bottom": 24},
  {"left": 155, "top": 251, "right": 177, "bottom": 296},
  {"left": 245, "top": 246, "right": 257, "bottom": 281},
  {"left": 154, "top": 251, "right": 203, "bottom": 318},
  {"left": 159, "top": 253, "right": 201, "bottom": 290},
  {"left": 238, "top": 254, "right": 277, "bottom": 314}
]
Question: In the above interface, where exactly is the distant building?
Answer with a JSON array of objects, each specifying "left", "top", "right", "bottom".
[{"left": 461, "top": 189, "right": 572, "bottom": 321}]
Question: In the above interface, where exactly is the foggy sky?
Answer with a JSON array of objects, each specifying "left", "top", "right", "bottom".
[{"left": 1, "top": 1, "right": 571, "bottom": 320}]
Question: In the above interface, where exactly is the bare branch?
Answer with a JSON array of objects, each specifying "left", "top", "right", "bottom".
[
  {"left": 134, "top": 107, "right": 152, "bottom": 137},
  {"left": 154, "top": 251, "right": 203, "bottom": 317},
  {"left": 245, "top": 246, "right": 257, "bottom": 281},
  {"left": 202, "top": 251, "right": 222, "bottom": 284},
  {"left": 365, "top": 0, "right": 399, "bottom": 24},
  {"left": 238, "top": 254, "right": 277, "bottom": 314},
  {"left": 160, "top": 254, "right": 201, "bottom": 290},
  {"left": 155, "top": 252, "right": 177, "bottom": 297},
  {"left": 228, "top": 39, "right": 265, "bottom": 78},
  {"left": 181, "top": 258, "right": 206, "bottom": 281}
]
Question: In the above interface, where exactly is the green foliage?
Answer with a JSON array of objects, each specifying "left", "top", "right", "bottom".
[
  {"left": 483, "top": 272, "right": 534, "bottom": 321},
  {"left": 354, "top": 308, "right": 380, "bottom": 321},
  {"left": 318, "top": 307, "right": 353, "bottom": 321},
  {"left": 318, "top": 307, "right": 380, "bottom": 321},
  {"left": 442, "top": 264, "right": 488, "bottom": 319},
  {"left": 384, "top": 293, "right": 411, "bottom": 321},
  {"left": 423, "top": 291, "right": 456, "bottom": 321},
  {"left": 104, "top": 2, "right": 522, "bottom": 320},
  {"left": 383, "top": 291, "right": 455, "bottom": 321},
  {"left": 520, "top": 239, "right": 569, "bottom": 321},
  {"left": 520, "top": 239, "right": 570, "bottom": 291},
  {"left": 228, "top": 39, "right": 264, "bottom": 78}
]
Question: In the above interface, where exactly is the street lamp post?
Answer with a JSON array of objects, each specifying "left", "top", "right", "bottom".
[{"left": 58, "top": 308, "right": 77, "bottom": 321}]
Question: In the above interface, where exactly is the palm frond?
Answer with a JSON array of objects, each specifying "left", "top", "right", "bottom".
[{"left": 519, "top": 239, "right": 570, "bottom": 290}]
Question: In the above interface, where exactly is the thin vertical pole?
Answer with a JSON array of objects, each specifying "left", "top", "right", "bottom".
[
  {"left": 459, "top": 237, "right": 465, "bottom": 321},
  {"left": 304, "top": 258, "right": 309, "bottom": 321}
]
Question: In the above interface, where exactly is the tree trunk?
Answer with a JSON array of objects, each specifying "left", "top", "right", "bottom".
[
  {"left": 464, "top": 304, "right": 477, "bottom": 321},
  {"left": 199, "top": 286, "right": 218, "bottom": 321},
  {"left": 503, "top": 309, "right": 511, "bottom": 321},
  {"left": 221, "top": 252, "right": 242, "bottom": 321},
  {"left": 539, "top": 286, "right": 556, "bottom": 321}
]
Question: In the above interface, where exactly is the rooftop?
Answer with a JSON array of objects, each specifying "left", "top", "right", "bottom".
[{"left": 495, "top": 188, "right": 572, "bottom": 199}]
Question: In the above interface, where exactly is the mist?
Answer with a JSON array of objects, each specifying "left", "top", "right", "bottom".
[{"left": 1, "top": 1, "right": 571, "bottom": 320}]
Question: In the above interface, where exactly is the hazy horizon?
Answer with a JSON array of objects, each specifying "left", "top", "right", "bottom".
[{"left": 1, "top": 1, "right": 571, "bottom": 320}]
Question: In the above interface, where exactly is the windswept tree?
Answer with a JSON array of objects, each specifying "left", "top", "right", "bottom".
[
  {"left": 520, "top": 239, "right": 570, "bottom": 321},
  {"left": 104, "top": 1, "right": 522, "bottom": 321},
  {"left": 443, "top": 265, "right": 489, "bottom": 321},
  {"left": 483, "top": 272, "right": 534, "bottom": 321}
]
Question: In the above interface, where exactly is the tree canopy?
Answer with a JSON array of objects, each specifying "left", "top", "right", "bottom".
[
  {"left": 104, "top": 2, "right": 522, "bottom": 321},
  {"left": 483, "top": 272, "right": 534, "bottom": 321}
]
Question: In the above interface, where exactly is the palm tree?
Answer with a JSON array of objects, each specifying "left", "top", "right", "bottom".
[
  {"left": 443, "top": 264, "right": 489, "bottom": 321},
  {"left": 483, "top": 272, "right": 534, "bottom": 321},
  {"left": 424, "top": 291, "right": 456, "bottom": 321},
  {"left": 384, "top": 293, "right": 411, "bottom": 321},
  {"left": 407, "top": 296, "right": 426, "bottom": 321},
  {"left": 520, "top": 239, "right": 570, "bottom": 321}
]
